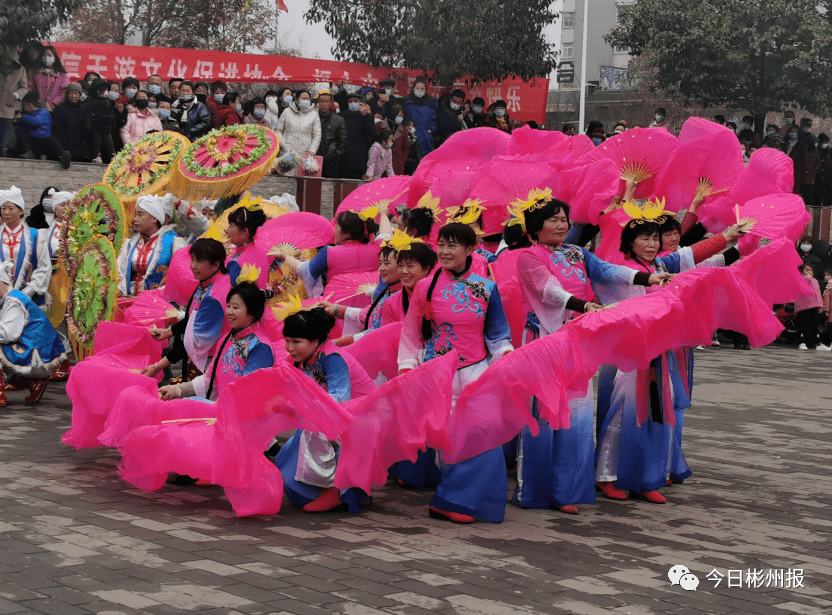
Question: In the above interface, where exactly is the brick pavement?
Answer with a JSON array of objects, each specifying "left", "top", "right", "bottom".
[{"left": 0, "top": 343, "right": 830, "bottom": 614}]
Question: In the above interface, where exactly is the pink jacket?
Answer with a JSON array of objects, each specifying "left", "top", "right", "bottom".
[
  {"left": 365, "top": 142, "right": 395, "bottom": 180},
  {"left": 120, "top": 109, "right": 163, "bottom": 144},
  {"left": 795, "top": 276, "right": 823, "bottom": 312},
  {"left": 28, "top": 69, "right": 69, "bottom": 111}
]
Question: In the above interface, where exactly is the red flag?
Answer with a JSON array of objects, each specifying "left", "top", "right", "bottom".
[{"left": 277, "top": 0, "right": 288, "bottom": 11}]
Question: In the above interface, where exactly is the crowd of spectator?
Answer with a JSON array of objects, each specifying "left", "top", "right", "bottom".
[{"left": 0, "top": 41, "right": 535, "bottom": 179}]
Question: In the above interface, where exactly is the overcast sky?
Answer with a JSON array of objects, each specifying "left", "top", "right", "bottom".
[{"left": 271, "top": 0, "right": 336, "bottom": 60}]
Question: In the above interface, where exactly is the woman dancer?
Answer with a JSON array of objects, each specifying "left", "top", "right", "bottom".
[
  {"left": 398, "top": 223, "right": 513, "bottom": 523},
  {"left": 274, "top": 307, "right": 374, "bottom": 513},
  {"left": 224, "top": 204, "right": 270, "bottom": 288}
]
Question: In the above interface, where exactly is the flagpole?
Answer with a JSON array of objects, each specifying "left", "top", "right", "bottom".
[
  {"left": 578, "top": 0, "right": 589, "bottom": 133},
  {"left": 275, "top": 3, "right": 280, "bottom": 52}
]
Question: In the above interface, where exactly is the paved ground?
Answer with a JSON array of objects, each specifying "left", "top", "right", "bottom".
[{"left": 0, "top": 342, "right": 830, "bottom": 615}]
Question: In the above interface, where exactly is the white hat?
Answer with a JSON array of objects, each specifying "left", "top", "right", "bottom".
[
  {"left": 0, "top": 186, "right": 25, "bottom": 213},
  {"left": 0, "top": 262, "right": 14, "bottom": 286},
  {"left": 47, "top": 191, "right": 75, "bottom": 212},
  {"left": 162, "top": 193, "right": 177, "bottom": 221},
  {"left": 136, "top": 195, "right": 167, "bottom": 226},
  {"left": 201, "top": 200, "right": 218, "bottom": 211}
]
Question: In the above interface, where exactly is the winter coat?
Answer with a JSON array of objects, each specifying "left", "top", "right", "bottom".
[
  {"left": 120, "top": 108, "right": 163, "bottom": 144},
  {"left": 365, "top": 142, "right": 395, "bottom": 180},
  {"left": 28, "top": 68, "right": 69, "bottom": 111},
  {"left": 216, "top": 104, "right": 244, "bottom": 127},
  {"left": 342, "top": 111, "right": 375, "bottom": 174},
  {"left": 82, "top": 95, "right": 116, "bottom": 135},
  {"left": 435, "top": 101, "right": 465, "bottom": 148},
  {"left": 264, "top": 99, "right": 283, "bottom": 130},
  {"left": 317, "top": 110, "right": 347, "bottom": 161},
  {"left": 52, "top": 100, "right": 91, "bottom": 161},
  {"left": 207, "top": 96, "right": 223, "bottom": 129},
  {"left": 276, "top": 102, "right": 322, "bottom": 157},
  {"left": 179, "top": 101, "right": 212, "bottom": 140},
  {"left": 391, "top": 124, "right": 410, "bottom": 176},
  {"left": 403, "top": 95, "right": 437, "bottom": 156},
  {"left": 0, "top": 56, "right": 28, "bottom": 120},
  {"left": 19, "top": 107, "right": 53, "bottom": 139},
  {"left": 245, "top": 114, "right": 270, "bottom": 128}
]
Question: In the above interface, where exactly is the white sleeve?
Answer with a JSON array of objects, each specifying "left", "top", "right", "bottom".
[
  {"left": 117, "top": 236, "right": 133, "bottom": 295},
  {"left": 0, "top": 296, "right": 28, "bottom": 343},
  {"left": 21, "top": 229, "right": 52, "bottom": 297}
]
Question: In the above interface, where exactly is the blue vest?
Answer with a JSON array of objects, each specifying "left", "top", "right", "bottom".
[
  {"left": 125, "top": 230, "right": 176, "bottom": 294},
  {"left": 1, "top": 289, "right": 64, "bottom": 369}
]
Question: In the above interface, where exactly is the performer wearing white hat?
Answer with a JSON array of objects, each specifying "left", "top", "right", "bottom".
[
  {"left": 116, "top": 195, "right": 186, "bottom": 296},
  {"left": 0, "top": 186, "right": 52, "bottom": 303},
  {"left": 0, "top": 262, "right": 66, "bottom": 406}
]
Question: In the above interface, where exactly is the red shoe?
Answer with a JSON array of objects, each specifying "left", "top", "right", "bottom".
[
  {"left": 596, "top": 481, "right": 627, "bottom": 500},
  {"left": 666, "top": 479, "right": 672, "bottom": 486},
  {"left": 638, "top": 490, "right": 667, "bottom": 504},
  {"left": 428, "top": 505, "right": 474, "bottom": 524},
  {"left": 194, "top": 479, "right": 214, "bottom": 487},
  {"left": 558, "top": 504, "right": 579, "bottom": 515},
  {"left": 303, "top": 487, "right": 343, "bottom": 512},
  {"left": 25, "top": 378, "right": 49, "bottom": 403},
  {"left": 50, "top": 360, "right": 71, "bottom": 381}
]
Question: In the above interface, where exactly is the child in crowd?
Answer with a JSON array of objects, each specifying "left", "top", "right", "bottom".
[
  {"left": 17, "top": 93, "right": 71, "bottom": 168},
  {"left": 795, "top": 264, "right": 826, "bottom": 351}
]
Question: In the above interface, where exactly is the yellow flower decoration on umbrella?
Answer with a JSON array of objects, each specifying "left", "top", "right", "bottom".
[{"left": 505, "top": 188, "right": 554, "bottom": 230}]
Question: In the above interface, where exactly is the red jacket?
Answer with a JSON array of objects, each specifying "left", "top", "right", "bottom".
[
  {"left": 216, "top": 104, "right": 243, "bottom": 127},
  {"left": 206, "top": 97, "right": 223, "bottom": 129}
]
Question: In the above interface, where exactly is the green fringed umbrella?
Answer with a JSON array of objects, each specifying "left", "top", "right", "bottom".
[{"left": 60, "top": 184, "right": 127, "bottom": 268}]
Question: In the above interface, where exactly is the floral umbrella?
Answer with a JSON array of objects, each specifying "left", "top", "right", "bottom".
[
  {"left": 170, "top": 124, "right": 281, "bottom": 201},
  {"left": 60, "top": 184, "right": 127, "bottom": 268},
  {"left": 66, "top": 235, "right": 119, "bottom": 361},
  {"left": 103, "top": 131, "right": 190, "bottom": 214}
]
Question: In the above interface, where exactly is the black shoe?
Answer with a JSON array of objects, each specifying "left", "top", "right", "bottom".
[
  {"left": 741, "top": 343, "right": 751, "bottom": 350},
  {"left": 60, "top": 150, "right": 71, "bottom": 169},
  {"left": 167, "top": 473, "right": 198, "bottom": 486},
  {"left": 264, "top": 439, "right": 282, "bottom": 459}
]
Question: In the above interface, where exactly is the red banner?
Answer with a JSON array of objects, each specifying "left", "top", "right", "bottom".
[{"left": 50, "top": 43, "right": 549, "bottom": 123}]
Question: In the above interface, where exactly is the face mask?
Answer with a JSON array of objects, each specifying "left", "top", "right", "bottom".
[
  {"left": 614, "top": 129, "right": 624, "bottom": 134},
  {"left": 125, "top": 88, "right": 137, "bottom": 99},
  {"left": 348, "top": 102, "right": 360, "bottom": 112},
  {"left": 298, "top": 99, "right": 312, "bottom": 110},
  {"left": 450, "top": 102, "right": 461, "bottom": 111},
  {"left": 385, "top": 89, "right": 393, "bottom": 96},
  {"left": 414, "top": 90, "right": 425, "bottom": 98},
  {"left": 655, "top": 114, "right": 664, "bottom": 122},
  {"left": 179, "top": 94, "right": 194, "bottom": 104},
  {"left": 373, "top": 118, "right": 382, "bottom": 124},
  {"left": 801, "top": 244, "right": 812, "bottom": 252},
  {"left": 784, "top": 117, "right": 794, "bottom": 126},
  {"left": 592, "top": 138, "right": 603, "bottom": 146},
  {"left": 495, "top": 108, "right": 506, "bottom": 117},
  {"left": 196, "top": 93, "right": 207, "bottom": 103},
  {"left": 135, "top": 99, "right": 149, "bottom": 110},
  {"left": 283, "top": 96, "right": 293, "bottom": 105},
  {"left": 158, "top": 109, "right": 171, "bottom": 119},
  {"left": 107, "top": 91, "right": 120, "bottom": 101},
  {"left": 44, "top": 56, "right": 55, "bottom": 68},
  {"left": 266, "top": 96, "right": 276, "bottom": 105},
  {"left": 254, "top": 109, "right": 266, "bottom": 119},
  {"left": 789, "top": 133, "right": 798, "bottom": 142},
  {"left": 42, "top": 198, "right": 53, "bottom": 209},
  {"left": 394, "top": 116, "right": 403, "bottom": 125},
  {"left": 740, "top": 123, "right": 751, "bottom": 130},
  {"left": 148, "top": 84, "right": 161, "bottom": 95},
  {"left": 331, "top": 86, "right": 339, "bottom": 95},
  {"left": 386, "top": 142, "right": 393, "bottom": 149},
  {"left": 408, "top": 127, "right": 415, "bottom": 135},
  {"left": 215, "top": 93, "right": 225, "bottom": 104},
  {"left": 822, "top": 143, "right": 829, "bottom": 149},
  {"left": 148, "top": 101, "right": 157, "bottom": 109},
  {"left": 472, "top": 106, "right": 483, "bottom": 114},
  {"left": 235, "top": 103, "right": 242, "bottom": 112},
  {"left": 80, "top": 92, "right": 88, "bottom": 102},
  {"left": 85, "top": 79, "right": 93, "bottom": 86}
]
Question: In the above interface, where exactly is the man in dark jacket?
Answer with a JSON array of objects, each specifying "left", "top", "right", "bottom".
[
  {"left": 83, "top": 78, "right": 117, "bottom": 163},
  {"left": 316, "top": 90, "right": 347, "bottom": 178},
  {"left": 435, "top": 88, "right": 466, "bottom": 148},
  {"left": 468, "top": 96, "right": 487, "bottom": 128},
  {"left": 340, "top": 92, "right": 375, "bottom": 179},
  {"left": 376, "top": 78, "right": 403, "bottom": 117},
  {"left": 176, "top": 81, "right": 212, "bottom": 141},
  {"left": 53, "top": 82, "right": 91, "bottom": 162}
]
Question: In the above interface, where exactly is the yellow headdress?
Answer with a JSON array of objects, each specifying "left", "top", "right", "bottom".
[
  {"left": 351, "top": 204, "right": 379, "bottom": 221},
  {"left": 236, "top": 263, "right": 261, "bottom": 284},
  {"left": 505, "top": 188, "right": 553, "bottom": 230},
  {"left": 383, "top": 228, "right": 424, "bottom": 252},
  {"left": 446, "top": 199, "right": 485, "bottom": 226},
  {"left": 415, "top": 191, "right": 442, "bottom": 217},
  {"left": 622, "top": 197, "right": 672, "bottom": 229},
  {"left": 272, "top": 294, "right": 305, "bottom": 321}
]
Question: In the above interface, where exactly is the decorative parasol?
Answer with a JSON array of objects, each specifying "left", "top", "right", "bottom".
[
  {"left": 66, "top": 235, "right": 119, "bottom": 361},
  {"left": 169, "top": 124, "right": 281, "bottom": 201},
  {"left": 335, "top": 176, "right": 412, "bottom": 219},
  {"left": 576, "top": 127, "right": 678, "bottom": 199},
  {"left": 60, "top": 184, "right": 127, "bottom": 268},
  {"left": 324, "top": 271, "right": 378, "bottom": 309},
  {"left": 103, "top": 131, "right": 190, "bottom": 213}
]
